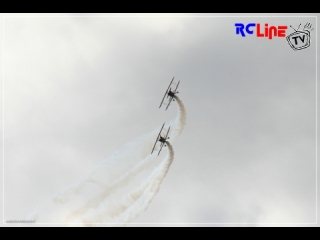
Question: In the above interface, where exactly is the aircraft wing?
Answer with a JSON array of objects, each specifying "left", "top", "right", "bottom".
[
  {"left": 157, "top": 127, "right": 170, "bottom": 155},
  {"left": 151, "top": 123, "right": 165, "bottom": 154},
  {"left": 165, "top": 96, "right": 174, "bottom": 110},
  {"left": 164, "top": 126, "right": 170, "bottom": 140},
  {"left": 165, "top": 80, "right": 179, "bottom": 110},
  {"left": 157, "top": 141, "right": 165, "bottom": 156},
  {"left": 173, "top": 80, "right": 180, "bottom": 93},
  {"left": 159, "top": 77, "right": 174, "bottom": 109}
]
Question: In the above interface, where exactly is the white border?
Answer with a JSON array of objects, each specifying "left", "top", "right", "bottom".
[
  {"left": 2, "top": 17, "right": 4, "bottom": 225},
  {"left": 316, "top": 14, "right": 318, "bottom": 225},
  {"left": 2, "top": 14, "right": 318, "bottom": 226}
]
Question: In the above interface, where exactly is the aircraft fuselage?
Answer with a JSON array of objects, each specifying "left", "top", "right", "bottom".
[{"left": 168, "top": 91, "right": 175, "bottom": 97}]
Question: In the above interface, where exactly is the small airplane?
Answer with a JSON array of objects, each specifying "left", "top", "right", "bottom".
[
  {"left": 159, "top": 77, "right": 180, "bottom": 110},
  {"left": 151, "top": 123, "right": 171, "bottom": 155}
]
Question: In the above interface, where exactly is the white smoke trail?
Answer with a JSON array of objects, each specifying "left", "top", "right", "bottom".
[
  {"left": 75, "top": 142, "right": 174, "bottom": 226},
  {"left": 113, "top": 142, "right": 174, "bottom": 225},
  {"left": 27, "top": 130, "right": 161, "bottom": 225},
  {"left": 62, "top": 154, "right": 157, "bottom": 224},
  {"left": 26, "top": 95, "right": 186, "bottom": 226},
  {"left": 170, "top": 95, "right": 187, "bottom": 141}
]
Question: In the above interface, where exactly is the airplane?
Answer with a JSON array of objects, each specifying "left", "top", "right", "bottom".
[
  {"left": 151, "top": 123, "right": 171, "bottom": 156},
  {"left": 159, "top": 77, "right": 180, "bottom": 110}
]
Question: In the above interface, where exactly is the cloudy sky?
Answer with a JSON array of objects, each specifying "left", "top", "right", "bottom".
[{"left": 0, "top": 13, "right": 319, "bottom": 226}]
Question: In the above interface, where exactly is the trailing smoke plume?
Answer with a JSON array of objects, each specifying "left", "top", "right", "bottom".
[
  {"left": 26, "top": 95, "right": 186, "bottom": 226},
  {"left": 170, "top": 95, "right": 186, "bottom": 140},
  {"left": 112, "top": 142, "right": 174, "bottom": 225}
]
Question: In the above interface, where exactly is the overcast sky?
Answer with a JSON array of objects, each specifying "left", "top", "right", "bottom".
[{"left": 0, "top": 13, "right": 319, "bottom": 227}]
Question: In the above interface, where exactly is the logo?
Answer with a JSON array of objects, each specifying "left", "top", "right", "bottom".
[
  {"left": 235, "top": 23, "right": 288, "bottom": 39},
  {"left": 286, "top": 23, "right": 314, "bottom": 51}
]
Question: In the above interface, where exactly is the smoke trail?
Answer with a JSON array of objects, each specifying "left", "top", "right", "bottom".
[
  {"left": 26, "top": 96, "right": 186, "bottom": 226},
  {"left": 27, "top": 131, "right": 161, "bottom": 224},
  {"left": 62, "top": 143, "right": 174, "bottom": 225},
  {"left": 71, "top": 142, "right": 174, "bottom": 226},
  {"left": 170, "top": 95, "right": 186, "bottom": 141},
  {"left": 63, "top": 154, "right": 156, "bottom": 224},
  {"left": 113, "top": 142, "right": 174, "bottom": 225}
]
